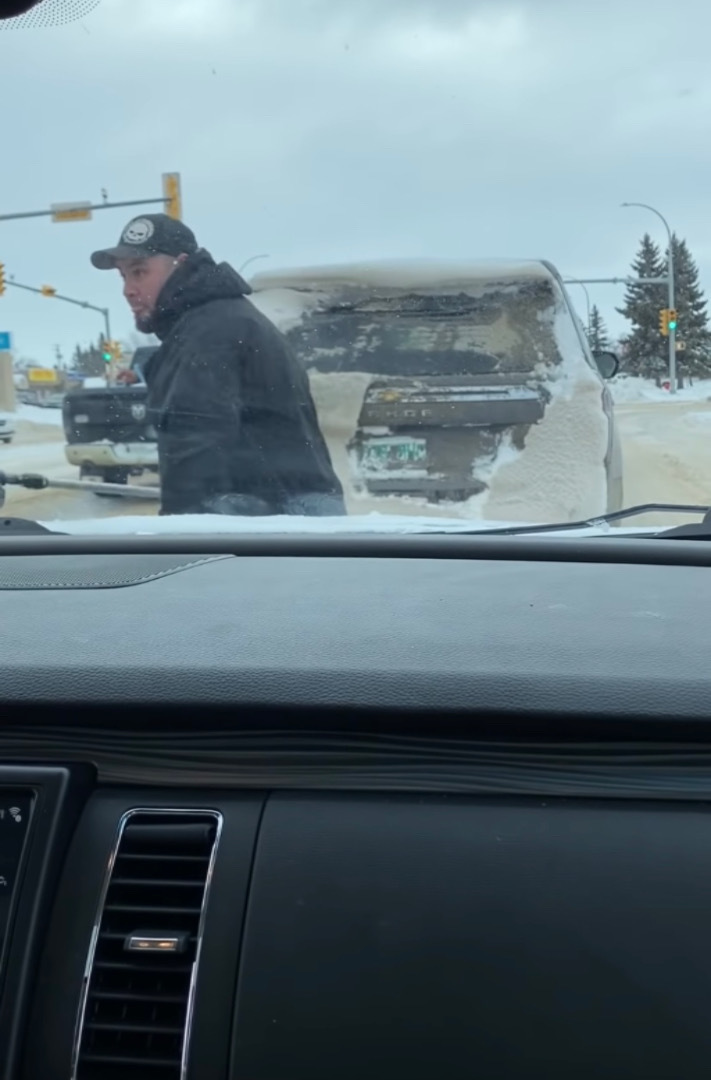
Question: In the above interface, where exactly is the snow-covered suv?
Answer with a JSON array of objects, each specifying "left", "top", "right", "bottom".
[{"left": 250, "top": 258, "right": 623, "bottom": 523}]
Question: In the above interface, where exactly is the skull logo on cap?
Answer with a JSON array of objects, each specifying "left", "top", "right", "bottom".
[{"left": 122, "top": 218, "right": 155, "bottom": 245}]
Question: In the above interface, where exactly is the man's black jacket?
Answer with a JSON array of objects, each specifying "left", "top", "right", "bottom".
[{"left": 143, "top": 250, "right": 345, "bottom": 516}]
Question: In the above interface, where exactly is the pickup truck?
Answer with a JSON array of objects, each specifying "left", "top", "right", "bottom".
[{"left": 62, "top": 346, "right": 158, "bottom": 487}]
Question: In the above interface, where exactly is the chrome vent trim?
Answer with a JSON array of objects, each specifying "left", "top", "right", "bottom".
[{"left": 70, "top": 807, "right": 222, "bottom": 1080}]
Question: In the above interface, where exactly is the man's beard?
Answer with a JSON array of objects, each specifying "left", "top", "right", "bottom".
[{"left": 135, "top": 311, "right": 155, "bottom": 334}]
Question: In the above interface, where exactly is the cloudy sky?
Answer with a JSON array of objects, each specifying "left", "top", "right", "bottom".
[{"left": 0, "top": 0, "right": 709, "bottom": 363}]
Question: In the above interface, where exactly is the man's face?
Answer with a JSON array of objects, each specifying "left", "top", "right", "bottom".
[{"left": 116, "top": 254, "right": 178, "bottom": 332}]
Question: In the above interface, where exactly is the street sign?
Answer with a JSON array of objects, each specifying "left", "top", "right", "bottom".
[
  {"left": 51, "top": 201, "right": 93, "bottom": 223},
  {"left": 676, "top": 341, "right": 687, "bottom": 351},
  {"left": 27, "top": 368, "right": 59, "bottom": 384},
  {"left": 0, "top": 332, "right": 11, "bottom": 350}
]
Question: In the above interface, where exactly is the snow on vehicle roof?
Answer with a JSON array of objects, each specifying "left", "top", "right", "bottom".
[{"left": 250, "top": 258, "right": 554, "bottom": 293}]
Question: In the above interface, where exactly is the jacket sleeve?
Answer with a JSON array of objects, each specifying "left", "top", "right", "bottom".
[{"left": 156, "top": 318, "right": 248, "bottom": 515}]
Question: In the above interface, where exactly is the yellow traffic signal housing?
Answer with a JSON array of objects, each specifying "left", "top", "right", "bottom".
[
  {"left": 101, "top": 340, "right": 122, "bottom": 364},
  {"left": 162, "top": 172, "right": 182, "bottom": 220},
  {"left": 0, "top": 263, "right": 5, "bottom": 296},
  {"left": 659, "top": 308, "right": 670, "bottom": 336},
  {"left": 667, "top": 308, "right": 678, "bottom": 332},
  {"left": 40, "top": 285, "right": 57, "bottom": 297}
]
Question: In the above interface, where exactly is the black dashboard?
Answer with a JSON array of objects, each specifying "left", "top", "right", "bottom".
[{"left": 3, "top": 533, "right": 711, "bottom": 1080}]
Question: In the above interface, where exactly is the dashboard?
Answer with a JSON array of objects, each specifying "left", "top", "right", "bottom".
[{"left": 2, "top": 533, "right": 711, "bottom": 1080}]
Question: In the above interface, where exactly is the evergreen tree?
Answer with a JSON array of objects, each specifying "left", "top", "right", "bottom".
[
  {"left": 586, "top": 305, "right": 611, "bottom": 353},
  {"left": 617, "top": 233, "right": 666, "bottom": 378},
  {"left": 664, "top": 236, "right": 711, "bottom": 379},
  {"left": 71, "top": 337, "right": 107, "bottom": 377}
]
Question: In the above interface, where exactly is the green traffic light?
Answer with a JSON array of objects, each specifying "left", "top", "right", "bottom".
[
  {"left": 668, "top": 320, "right": 677, "bottom": 331},
  {"left": 102, "top": 352, "right": 111, "bottom": 362}
]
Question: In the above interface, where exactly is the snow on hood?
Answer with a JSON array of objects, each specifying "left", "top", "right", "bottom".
[
  {"left": 250, "top": 257, "right": 551, "bottom": 293},
  {"left": 36, "top": 512, "right": 655, "bottom": 540}
]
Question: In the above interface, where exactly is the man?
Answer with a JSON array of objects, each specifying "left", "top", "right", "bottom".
[{"left": 91, "top": 213, "right": 345, "bottom": 517}]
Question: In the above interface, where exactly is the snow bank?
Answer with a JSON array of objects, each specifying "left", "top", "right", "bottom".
[
  {"left": 611, "top": 374, "right": 711, "bottom": 405},
  {"left": 0, "top": 439, "right": 66, "bottom": 475},
  {"left": 14, "top": 404, "right": 65, "bottom": 427},
  {"left": 251, "top": 258, "right": 549, "bottom": 294}
]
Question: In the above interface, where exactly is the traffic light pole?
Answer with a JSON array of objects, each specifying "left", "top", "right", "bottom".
[
  {"left": 6, "top": 280, "right": 111, "bottom": 342},
  {"left": 0, "top": 197, "right": 167, "bottom": 223},
  {"left": 0, "top": 174, "right": 181, "bottom": 224},
  {"left": 667, "top": 245, "right": 677, "bottom": 393}
]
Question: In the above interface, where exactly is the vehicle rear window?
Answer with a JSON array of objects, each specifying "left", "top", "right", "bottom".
[{"left": 281, "top": 278, "right": 563, "bottom": 377}]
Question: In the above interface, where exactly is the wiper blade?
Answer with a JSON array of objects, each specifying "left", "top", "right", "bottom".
[
  {"left": 0, "top": 518, "right": 65, "bottom": 536},
  {"left": 457, "top": 503, "right": 710, "bottom": 537},
  {"left": 0, "top": 470, "right": 159, "bottom": 500}
]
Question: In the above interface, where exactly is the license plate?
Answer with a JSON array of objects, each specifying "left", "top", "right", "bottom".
[{"left": 361, "top": 438, "right": 427, "bottom": 471}]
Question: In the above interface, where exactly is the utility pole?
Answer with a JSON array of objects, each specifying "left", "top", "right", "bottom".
[{"left": 621, "top": 202, "right": 676, "bottom": 393}]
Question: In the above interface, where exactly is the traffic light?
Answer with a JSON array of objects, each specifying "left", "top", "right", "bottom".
[
  {"left": 0, "top": 263, "right": 5, "bottom": 297},
  {"left": 101, "top": 340, "right": 122, "bottom": 364},
  {"left": 668, "top": 308, "right": 678, "bottom": 332},
  {"left": 659, "top": 309, "right": 670, "bottom": 336},
  {"left": 162, "top": 172, "right": 182, "bottom": 220},
  {"left": 40, "top": 285, "right": 57, "bottom": 297}
]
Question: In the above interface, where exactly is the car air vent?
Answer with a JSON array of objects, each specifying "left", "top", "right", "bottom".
[{"left": 73, "top": 809, "right": 222, "bottom": 1080}]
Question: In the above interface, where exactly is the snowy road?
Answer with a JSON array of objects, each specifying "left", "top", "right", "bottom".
[
  {"left": 0, "top": 415, "right": 158, "bottom": 522},
  {"left": 615, "top": 400, "right": 711, "bottom": 527},
  {"left": 2, "top": 396, "right": 711, "bottom": 528}
]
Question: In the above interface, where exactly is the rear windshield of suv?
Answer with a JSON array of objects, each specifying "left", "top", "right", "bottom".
[{"left": 266, "top": 278, "right": 565, "bottom": 377}]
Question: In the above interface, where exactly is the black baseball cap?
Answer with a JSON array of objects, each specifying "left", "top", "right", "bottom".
[{"left": 91, "top": 213, "right": 198, "bottom": 270}]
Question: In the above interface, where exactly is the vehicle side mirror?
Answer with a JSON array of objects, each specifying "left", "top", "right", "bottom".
[{"left": 593, "top": 351, "right": 619, "bottom": 379}]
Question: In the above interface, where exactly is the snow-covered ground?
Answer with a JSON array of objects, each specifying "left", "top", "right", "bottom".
[
  {"left": 610, "top": 374, "right": 711, "bottom": 405},
  {"left": 14, "top": 403, "right": 65, "bottom": 427}
]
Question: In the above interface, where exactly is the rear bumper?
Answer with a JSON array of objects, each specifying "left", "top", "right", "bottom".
[{"left": 65, "top": 441, "right": 158, "bottom": 469}]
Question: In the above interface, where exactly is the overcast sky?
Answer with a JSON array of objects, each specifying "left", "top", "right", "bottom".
[{"left": 1, "top": 0, "right": 709, "bottom": 362}]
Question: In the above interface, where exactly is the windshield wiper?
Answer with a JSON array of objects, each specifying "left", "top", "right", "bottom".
[
  {"left": 456, "top": 503, "right": 710, "bottom": 537},
  {"left": 0, "top": 517, "right": 65, "bottom": 536}
]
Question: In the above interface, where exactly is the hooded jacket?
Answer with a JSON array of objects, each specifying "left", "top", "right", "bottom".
[{"left": 142, "top": 250, "right": 345, "bottom": 517}]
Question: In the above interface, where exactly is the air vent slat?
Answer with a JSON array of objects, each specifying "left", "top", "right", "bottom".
[
  {"left": 104, "top": 903, "right": 203, "bottom": 915},
  {"left": 79, "top": 1052, "right": 179, "bottom": 1067},
  {"left": 86, "top": 1021, "right": 184, "bottom": 1035},
  {"left": 73, "top": 809, "right": 221, "bottom": 1080},
  {"left": 93, "top": 990, "right": 186, "bottom": 1004},
  {"left": 110, "top": 877, "right": 206, "bottom": 889}
]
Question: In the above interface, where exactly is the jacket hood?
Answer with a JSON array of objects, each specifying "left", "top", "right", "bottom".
[{"left": 149, "top": 249, "right": 252, "bottom": 339}]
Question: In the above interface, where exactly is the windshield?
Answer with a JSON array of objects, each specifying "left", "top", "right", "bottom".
[{"left": 0, "top": 0, "right": 707, "bottom": 536}]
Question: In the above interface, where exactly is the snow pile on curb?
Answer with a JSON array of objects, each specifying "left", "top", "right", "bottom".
[
  {"left": 611, "top": 375, "right": 711, "bottom": 405},
  {"left": 15, "top": 404, "right": 65, "bottom": 427}
]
